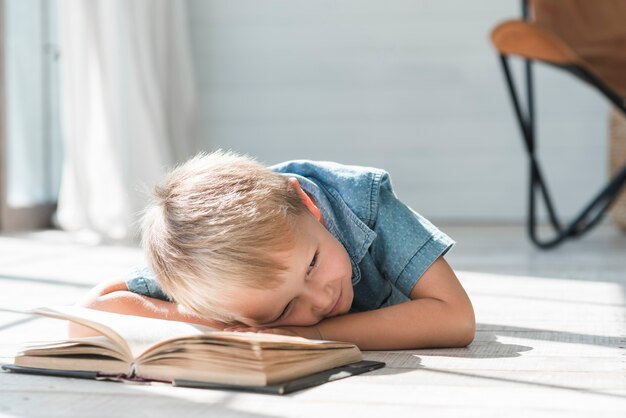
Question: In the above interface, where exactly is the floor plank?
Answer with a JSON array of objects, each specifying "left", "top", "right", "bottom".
[{"left": 1, "top": 225, "right": 626, "bottom": 417}]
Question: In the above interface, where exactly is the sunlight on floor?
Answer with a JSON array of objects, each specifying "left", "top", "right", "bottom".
[{"left": 1, "top": 226, "right": 626, "bottom": 416}]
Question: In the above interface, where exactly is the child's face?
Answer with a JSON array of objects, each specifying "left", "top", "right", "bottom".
[{"left": 224, "top": 212, "right": 354, "bottom": 328}]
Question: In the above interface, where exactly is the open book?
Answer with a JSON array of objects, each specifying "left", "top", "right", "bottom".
[{"left": 2, "top": 306, "right": 383, "bottom": 394}]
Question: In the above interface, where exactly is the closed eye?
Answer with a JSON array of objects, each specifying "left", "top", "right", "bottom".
[
  {"left": 274, "top": 250, "right": 318, "bottom": 323},
  {"left": 307, "top": 251, "right": 319, "bottom": 274},
  {"left": 276, "top": 300, "right": 293, "bottom": 321}
]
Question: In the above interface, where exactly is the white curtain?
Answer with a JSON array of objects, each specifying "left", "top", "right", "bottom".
[{"left": 56, "top": 0, "right": 199, "bottom": 242}]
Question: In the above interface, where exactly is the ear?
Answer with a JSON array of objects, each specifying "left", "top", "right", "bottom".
[{"left": 288, "top": 178, "right": 322, "bottom": 222}]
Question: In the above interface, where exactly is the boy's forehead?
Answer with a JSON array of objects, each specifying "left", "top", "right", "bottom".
[
  {"left": 273, "top": 213, "right": 317, "bottom": 264},
  {"left": 222, "top": 218, "right": 318, "bottom": 324}
]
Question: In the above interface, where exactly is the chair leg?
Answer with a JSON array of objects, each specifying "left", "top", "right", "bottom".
[{"left": 498, "top": 54, "right": 626, "bottom": 249}]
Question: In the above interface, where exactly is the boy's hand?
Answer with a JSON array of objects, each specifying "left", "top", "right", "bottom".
[{"left": 225, "top": 325, "right": 323, "bottom": 340}]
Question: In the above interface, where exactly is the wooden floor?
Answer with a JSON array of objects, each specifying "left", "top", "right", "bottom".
[{"left": 1, "top": 224, "right": 626, "bottom": 417}]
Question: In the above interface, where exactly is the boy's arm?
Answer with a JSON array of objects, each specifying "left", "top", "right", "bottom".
[
  {"left": 270, "top": 257, "right": 475, "bottom": 350},
  {"left": 68, "top": 280, "right": 225, "bottom": 337}
]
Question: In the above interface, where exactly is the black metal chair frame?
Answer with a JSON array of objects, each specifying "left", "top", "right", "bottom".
[{"left": 497, "top": 0, "right": 626, "bottom": 249}]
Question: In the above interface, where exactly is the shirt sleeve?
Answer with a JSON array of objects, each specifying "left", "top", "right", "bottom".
[
  {"left": 124, "top": 266, "right": 173, "bottom": 302},
  {"left": 368, "top": 178, "right": 455, "bottom": 298}
]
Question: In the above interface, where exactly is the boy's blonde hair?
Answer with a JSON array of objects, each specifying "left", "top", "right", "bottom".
[{"left": 141, "top": 150, "right": 308, "bottom": 323}]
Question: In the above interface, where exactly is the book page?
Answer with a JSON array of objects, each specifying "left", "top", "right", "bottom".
[
  {"left": 32, "top": 306, "right": 213, "bottom": 360},
  {"left": 19, "top": 336, "right": 125, "bottom": 360},
  {"left": 136, "top": 344, "right": 362, "bottom": 386}
]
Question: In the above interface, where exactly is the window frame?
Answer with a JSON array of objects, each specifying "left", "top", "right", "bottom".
[{"left": 0, "top": 0, "right": 56, "bottom": 231}]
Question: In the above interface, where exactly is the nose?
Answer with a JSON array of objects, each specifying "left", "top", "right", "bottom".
[{"left": 304, "top": 281, "right": 334, "bottom": 315}]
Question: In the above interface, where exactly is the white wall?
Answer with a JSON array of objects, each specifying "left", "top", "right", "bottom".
[{"left": 186, "top": 0, "right": 609, "bottom": 223}]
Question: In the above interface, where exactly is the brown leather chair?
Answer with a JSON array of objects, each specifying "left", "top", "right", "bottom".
[{"left": 491, "top": 0, "right": 626, "bottom": 248}]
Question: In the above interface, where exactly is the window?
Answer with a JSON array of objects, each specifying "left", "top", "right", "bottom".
[{"left": 0, "top": 0, "right": 61, "bottom": 230}]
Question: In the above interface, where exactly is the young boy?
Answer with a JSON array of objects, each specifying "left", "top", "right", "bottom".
[{"left": 74, "top": 151, "right": 475, "bottom": 350}]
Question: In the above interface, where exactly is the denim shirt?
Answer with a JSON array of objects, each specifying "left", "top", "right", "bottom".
[{"left": 126, "top": 160, "right": 455, "bottom": 313}]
